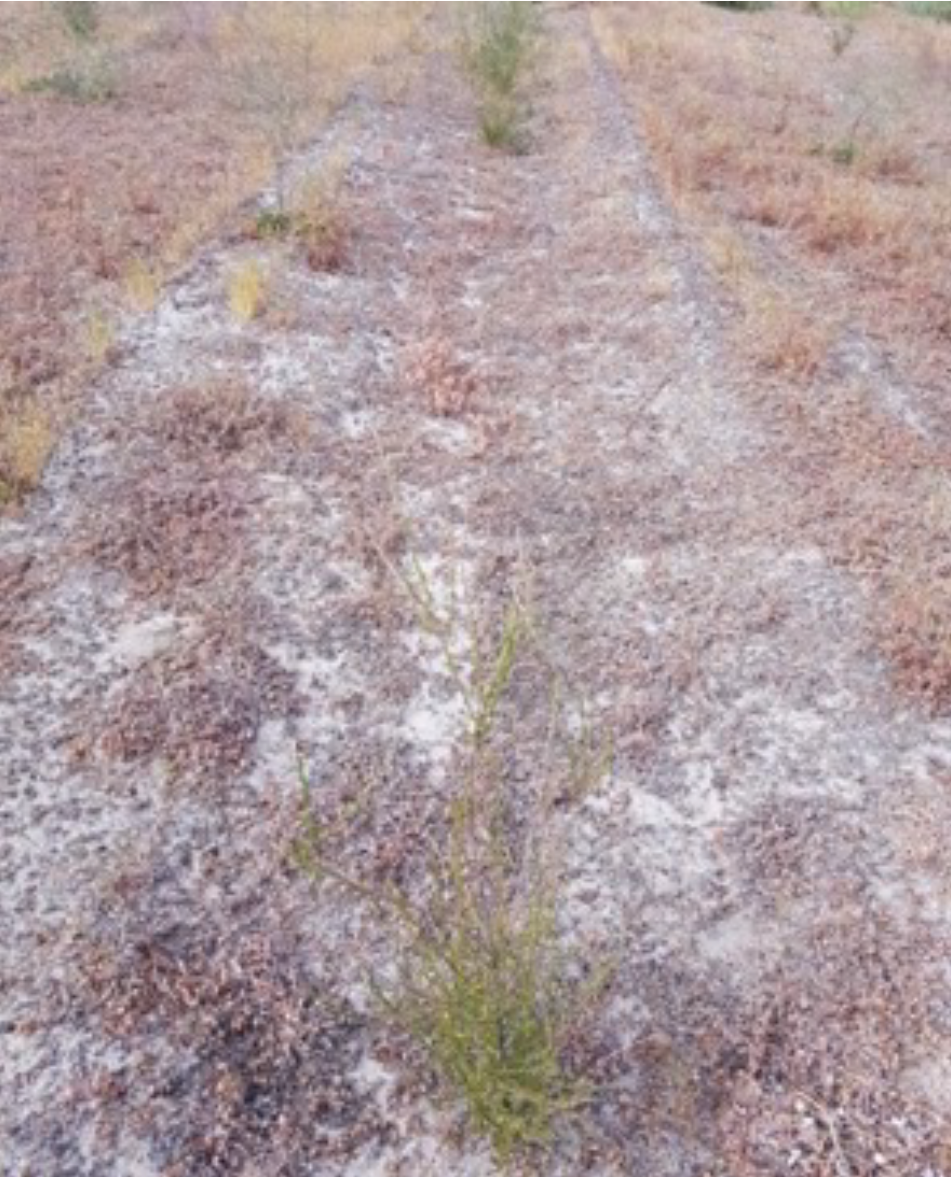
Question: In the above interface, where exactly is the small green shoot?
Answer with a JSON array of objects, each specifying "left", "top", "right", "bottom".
[
  {"left": 254, "top": 208, "right": 293, "bottom": 239},
  {"left": 830, "top": 140, "right": 858, "bottom": 166}
]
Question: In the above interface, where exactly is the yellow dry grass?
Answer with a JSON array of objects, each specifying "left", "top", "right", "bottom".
[
  {"left": 593, "top": 3, "right": 951, "bottom": 322},
  {"left": 0, "top": 401, "right": 53, "bottom": 503},
  {"left": 228, "top": 259, "right": 268, "bottom": 323},
  {"left": 592, "top": 1, "right": 951, "bottom": 389},
  {"left": 122, "top": 257, "right": 159, "bottom": 313},
  {"left": 740, "top": 281, "right": 834, "bottom": 379},
  {"left": 212, "top": 3, "right": 425, "bottom": 157},
  {"left": 84, "top": 307, "right": 115, "bottom": 363},
  {"left": 0, "top": 3, "right": 161, "bottom": 93},
  {"left": 593, "top": 3, "right": 951, "bottom": 712}
]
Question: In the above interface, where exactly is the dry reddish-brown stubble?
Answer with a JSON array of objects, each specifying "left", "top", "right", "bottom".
[
  {"left": 0, "top": 19, "right": 266, "bottom": 498},
  {"left": 595, "top": 3, "right": 951, "bottom": 714},
  {"left": 0, "top": 4, "right": 421, "bottom": 503},
  {"left": 597, "top": 3, "right": 951, "bottom": 396}
]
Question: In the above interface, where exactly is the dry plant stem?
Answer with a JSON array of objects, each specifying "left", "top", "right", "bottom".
[
  {"left": 794, "top": 1090, "right": 854, "bottom": 1177},
  {"left": 292, "top": 754, "right": 422, "bottom": 938}
]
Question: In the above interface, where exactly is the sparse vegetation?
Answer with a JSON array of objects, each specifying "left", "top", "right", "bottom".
[
  {"left": 227, "top": 259, "right": 268, "bottom": 322},
  {"left": 249, "top": 152, "right": 351, "bottom": 270},
  {"left": 828, "top": 19, "right": 857, "bottom": 57},
  {"left": 253, "top": 208, "right": 294, "bottom": 240},
  {"left": 593, "top": 1, "right": 951, "bottom": 708},
  {"left": 214, "top": 5, "right": 328, "bottom": 213},
  {"left": 122, "top": 256, "right": 159, "bottom": 312},
  {"left": 212, "top": 6, "right": 419, "bottom": 210},
  {"left": 4, "top": 6, "right": 951, "bottom": 1177},
  {"left": 477, "top": 94, "right": 524, "bottom": 152},
  {"left": 0, "top": 401, "right": 53, "bottom": 504},
  {"left": 387, "top": 859, "right": 586, "bottom": 1161},
  {"left": 464, "top": 3, "right": 536, "bottom": 97},
  {"left": 293, "top": 570, "right": 608, "bottom": 1161},
  {"left": 905, "top": 1, "right": 951, "bottom": 21},
  {"left": 56, "top": 1, "right": 100, "bottom": 43},
  {"left": 295, "top": 755, "right": 591, "bottom": 1161},
  {"left": 829, "top": 139, "right": 858, "bottom": 166},
  {"left": 23, "top": 57, "right": 116, "bottom": 103},
  {"left": 0, "top": 2, "right": 424, "bottom": 508},
  {"left": 20, "top": 2, "right": 116, "bottom": 103},
  {"left": 462, "top": 2, "right": 539, "bottom": 151},
  {"left": 289, "top": 155, "right": 350, "bottom": 272}
]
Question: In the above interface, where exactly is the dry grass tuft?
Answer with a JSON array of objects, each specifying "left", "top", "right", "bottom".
[
  {"left": 148, "top": 382, "right": 309, "bottom": 464},
  {"left": 741, "top": 284, "right": 833, "bottom": 378},
  {"left": 798, "top": 180, "right": 908, "bottom": 256},
  {"left": 403, "top": 336, "right": 480, "bottom": 418},
  {"left": 0, "top": 400, "right": 54, "bottom": 504},
  {"left": 227, "top": 258, "right": 268, "bottom": 321},
  {"left": 122, "top": 255, "right": 159, "bottom": 312},
  {"left": 83, "top": 305, "right": 116, "bottom": 362}
]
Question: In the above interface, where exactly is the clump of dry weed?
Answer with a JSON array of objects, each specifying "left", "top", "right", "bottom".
[
  {"left": 741, "top": 285, "right": 833, "bottom": 379},
  {"left": 148, "top": 381, "right": 308, "bottom": 464},
  {"left": 87, "top": 471, "right": 249, "bottom": 599},
  {"left": 403, "top": 335, "right": 480, "bottom": 417},
  {"left": 879, "top": 572, "right": 951, "bottom": 712},
  {"left": 227, "top": 258, "right": 268, "bottom": 321},
  {"left": 97, "top": 615, "right": 297, "bottom": 780},
  {"left": 292, "top": 162, "right": 351, "bottom": 273},
  {"left": 0, "top": 399, "right": 54, "bottom": 504}
]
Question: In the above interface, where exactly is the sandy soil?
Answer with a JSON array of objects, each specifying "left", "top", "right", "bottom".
[{"left": 2, "top": 8, "right": 950, "bottom": 1176}]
